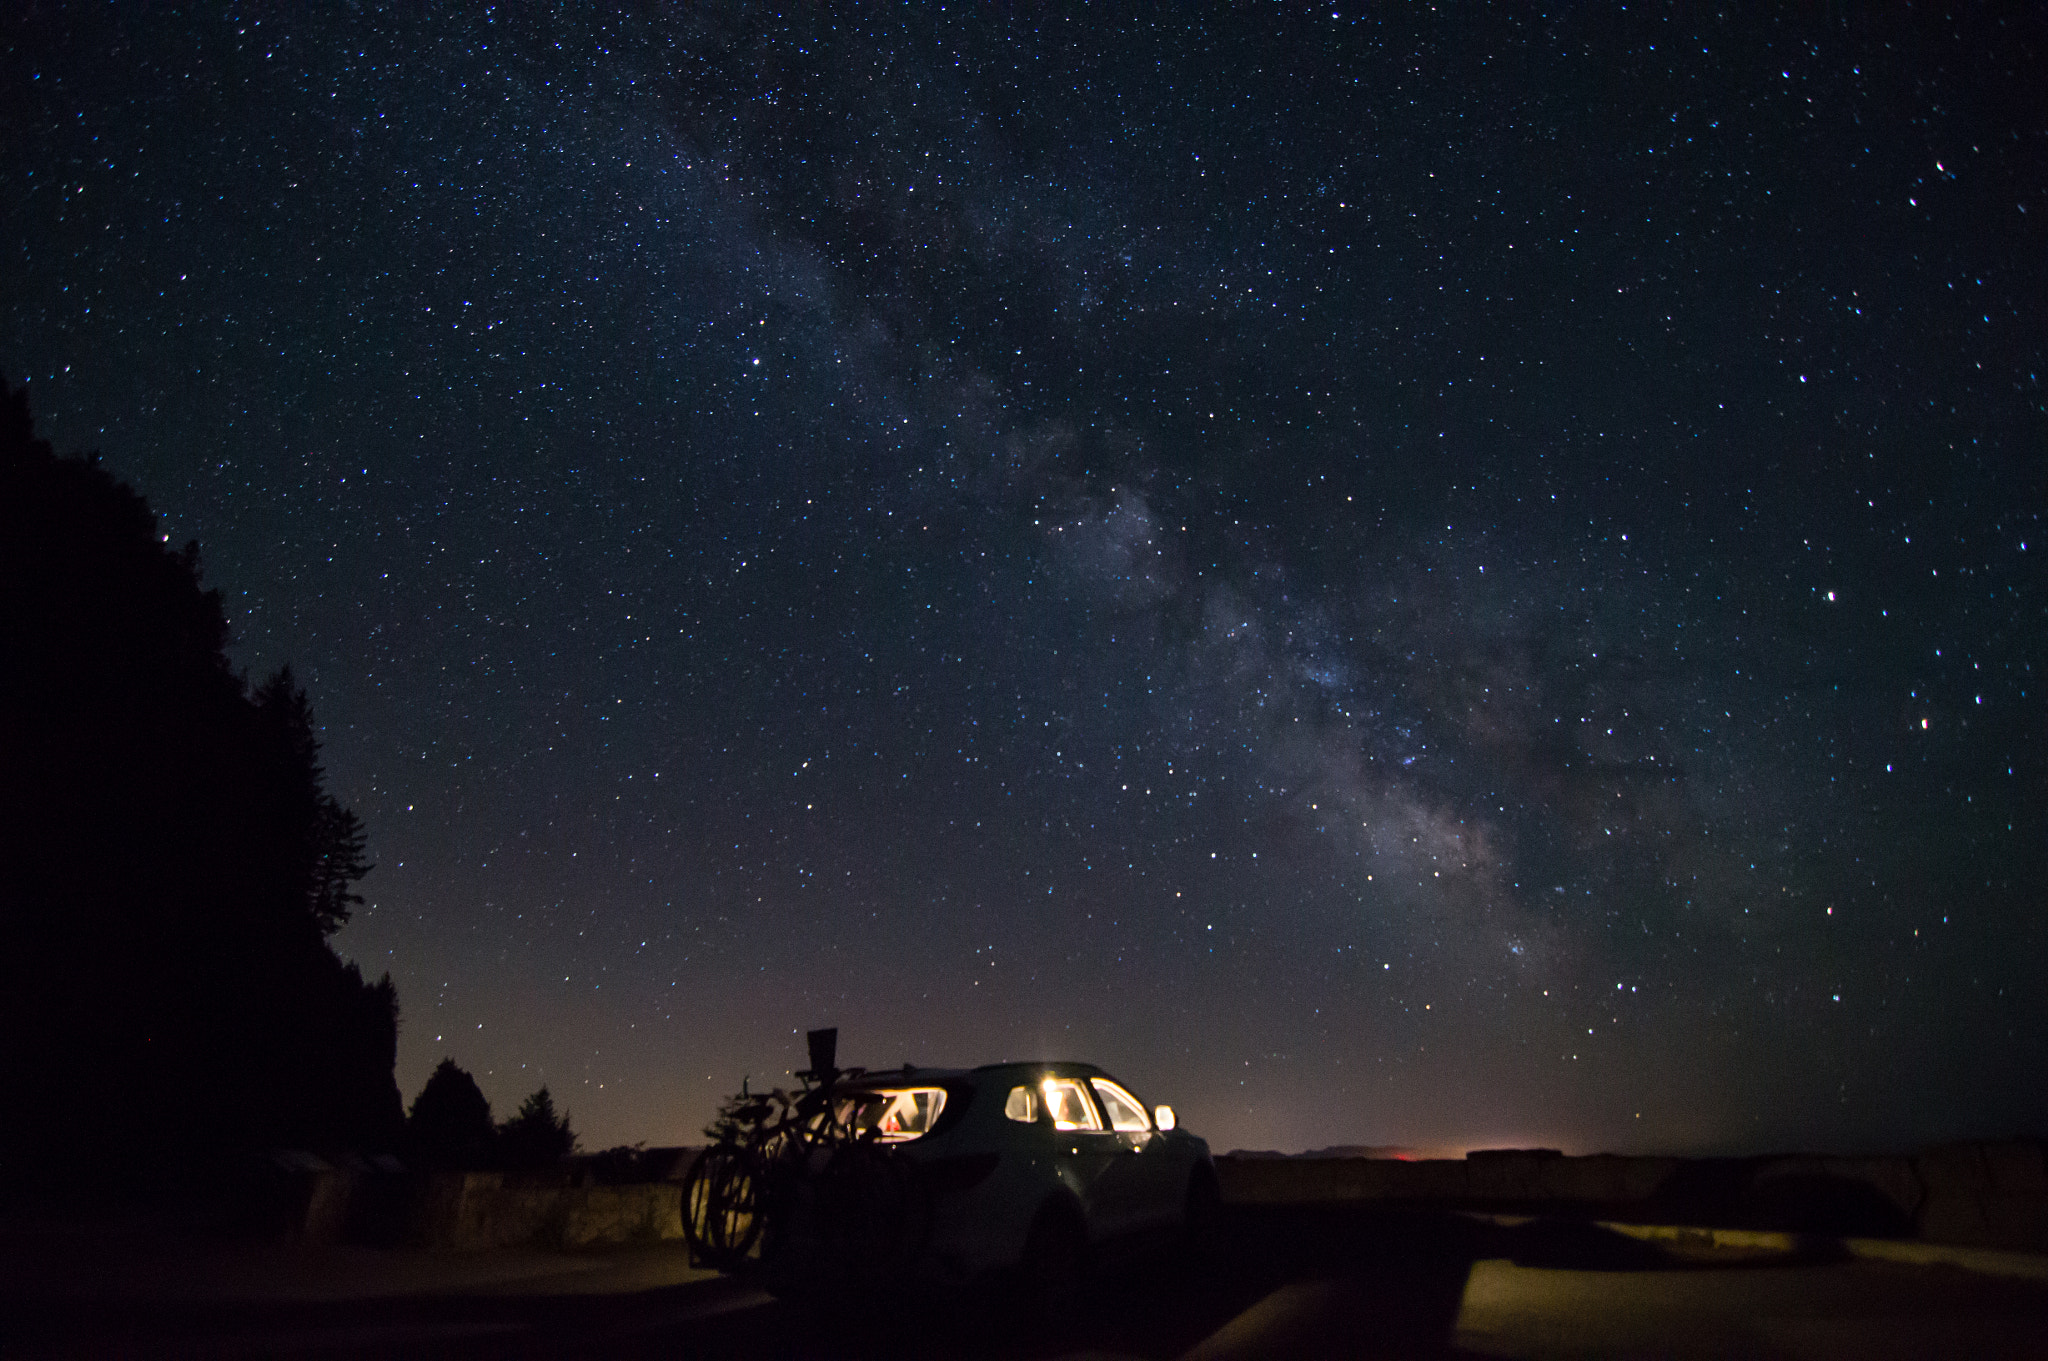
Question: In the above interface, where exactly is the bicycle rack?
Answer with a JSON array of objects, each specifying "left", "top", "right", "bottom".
[{"left": 682, "top": 1028, "right": 932, "bottom": 1287}]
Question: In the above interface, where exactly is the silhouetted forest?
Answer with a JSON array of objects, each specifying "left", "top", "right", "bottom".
[{"left": 0, "top": 380, "right": 402, "bottom": 1179}]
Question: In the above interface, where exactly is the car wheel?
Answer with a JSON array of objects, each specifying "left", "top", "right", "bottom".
[{"left": 1018, "top": 1200, "right": 1089, "bottom": 1322}]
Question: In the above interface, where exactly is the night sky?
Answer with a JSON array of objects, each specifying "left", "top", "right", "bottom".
[{"left": 7, "top": 4, "right": 2044, "bottom": 1159}]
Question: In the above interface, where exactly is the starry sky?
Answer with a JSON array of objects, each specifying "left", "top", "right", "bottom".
[{"left": 6, "top": 3, "right": 2044, "bottom": 1159}]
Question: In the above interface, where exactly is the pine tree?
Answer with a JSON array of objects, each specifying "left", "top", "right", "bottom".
[
  {"left": 252, "top": 666, "right": 372, "bottom": 936},
  {"left": 309, "top": 797, "right": 372, "bottom": 935},
  {"left": 404, "top": 1059, "right": 497, "bottom": 1169},
  {"left": 498, "top": 1086, "right": 577, "bottom": 1169}
]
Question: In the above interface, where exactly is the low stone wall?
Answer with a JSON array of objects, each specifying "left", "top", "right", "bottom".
[
  {"left": 415, "top": 1172, "right": 684, "bottom": 1251},
  {"left": 269, "top": 1164, "right": 685, "bottom": 1251},
  {"left": 275, "top": 1140, "right": 2045, "bottom": 1253},
  {"left": 1913, "top": 1141, "right": 2048, "bottom": 1251},
  {"left": 1215, "top": 1140, "right": 2048, "bottom": 1253}
]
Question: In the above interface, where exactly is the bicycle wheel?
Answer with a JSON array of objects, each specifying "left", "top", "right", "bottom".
[{"left": 682, "top": 1142, "right": 763, "bottom": 1270}]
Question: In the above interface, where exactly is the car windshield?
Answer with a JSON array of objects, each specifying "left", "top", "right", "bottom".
[
  {"left": 1089, "top": 1077, "right": 1152, "bottom": 1132},
  {"left": 840, "top": 1086, "right": 948, "bottom": 1142}
]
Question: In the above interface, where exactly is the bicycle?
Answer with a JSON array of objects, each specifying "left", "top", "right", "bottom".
[{"left": 683, "top": 1067, "right": 930, "bottom": 1283}]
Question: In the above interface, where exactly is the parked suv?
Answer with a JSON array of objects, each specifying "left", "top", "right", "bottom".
[{"left": 761, "top": 1060, "right": 1215, "bottom": 1300}]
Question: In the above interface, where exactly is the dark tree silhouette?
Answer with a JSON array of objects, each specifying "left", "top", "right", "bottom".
[
  {"left": 498, "top": 1087, "right": 577, "bottom": 1170},
  {"left": 310, "top": 798, "right": 372, "bottom": 936},
  {"left": 402, "top": 1059, "right": 498, "bottom": 1170},
  {"left": 252, "top": 667, "right": 373, "bottom": 936},
  {"left": 0, "top": 378, "right": 402, "bottom": 1178}
]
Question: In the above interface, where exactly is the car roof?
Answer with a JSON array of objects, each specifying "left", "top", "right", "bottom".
[
  {"left": 974, "top": 1060, "right": 1110, "bottom": 1080},
  {"left": 832, "top": 1060, "right": 1108, "bottom": 1088},
  {"left": 831, "top": 1066, "right": 975, "bottom": 1087}
]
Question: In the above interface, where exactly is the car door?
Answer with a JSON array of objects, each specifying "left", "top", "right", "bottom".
[
  {"left": 1038, "top": 1074, "right": 1121, "bottom": 1235},
  {"left": 1085, "top": 1076, "right": 1183, "bottom": 1235}
]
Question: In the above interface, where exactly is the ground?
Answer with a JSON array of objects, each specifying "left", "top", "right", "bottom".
[{"left": 5, "top": 1205, "right": 2046, "bottom": 1358}]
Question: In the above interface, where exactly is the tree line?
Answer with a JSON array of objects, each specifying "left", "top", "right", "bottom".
[
  {"left": 402, "top": 1059, "right": 577, "bottom": 1171},
  {"left": 0, "top": 380, "right": 398, "bottom": 1177},
  {"left": 2, "top": 379, "right": 604, "bottom": 1188}
]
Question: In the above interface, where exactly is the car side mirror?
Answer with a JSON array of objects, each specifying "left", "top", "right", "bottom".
[{"left": 1153, "top": 1104, "right": 1176, "bottom": 1132}]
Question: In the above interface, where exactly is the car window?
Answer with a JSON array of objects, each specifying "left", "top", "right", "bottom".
[
  {"left": 1004, "top": 1085, "right": 1038, "bottom": 1122},
  {"left": 841, "top": 1087, "right": 947, "bottom": 1142},
  {"left": 1040, "top": 1077, "right": 1103, "bottom": 1131},
  {"left": 1089, "top": 1078, "right": 1151, "bottom": 1132}
]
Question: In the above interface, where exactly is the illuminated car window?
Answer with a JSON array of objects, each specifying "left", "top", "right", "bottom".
[
  {"left": 1040, "top": 1077, "right": 1103, "bottom": 1131},
  {"left": 1004, "top": 1085, "right": 1038, "bottom": 1122},
  {"left": 1089, "top": 1078, "right": 1152, "bottom": 1132},
  {"left": 843, "top": 1087, "right": 948, "bottom": 1143}
]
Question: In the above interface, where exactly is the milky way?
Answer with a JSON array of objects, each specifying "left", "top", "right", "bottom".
[{"left": 6, "top": 4, "right": 2043, "bottom": 1156}]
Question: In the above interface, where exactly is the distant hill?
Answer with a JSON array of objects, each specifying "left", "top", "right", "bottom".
[{"left": 1228, "top": 1145, "right": 1422, "bottom": 1161}]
